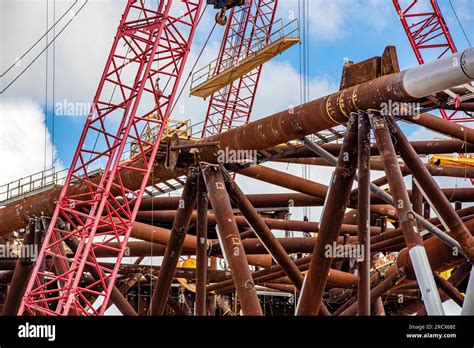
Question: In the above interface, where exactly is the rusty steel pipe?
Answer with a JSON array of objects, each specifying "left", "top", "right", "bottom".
[
  {"left": 216, "top": 257, "right": 358, "bottom": 295},
  {"left": 0, "top": 162, "right": 184, "bottom": 235},
  {"left": 396, "top": 233, "right": 465, "bottom": 279},
  {"left": 149, "top": 170, "right": 198, "bottom": 316},
  {"left": 238, "top": 165, "right": 328, "bottom": 199},
  {"left": 277, "top": 157, "right": 474, "bottom": 179},
  {"left": 389, "top": 116, "right": 474, "bottom": 260},
  {"left": 195, "top": 49, "right": 474, "bottom": 164},
  {"left": 140, "top": 193, "right": 324, "bottom": 210},
  {"left": 238, "top": 165, "right": 393, "bottom": 218},
  {"left": 371, "top": 114, "right": 424, "bottom": 248},
  {"left": 406, "top": 112, "right": 474, "bottom": 145},
  {"left": 137, "top": 210, "right": 388, "bottom": 236},
  {"left": 277, "top": 139, "right": 474, "bottom": 159},
  {"left": 340, "top": 269, "right": 406, "bottom": 316},
  {"left": 207, "top": 256, "right": 314, "bottom": 293},
  {"left": 122, "top": 188, "right": 474, "bottom": 215},
  {"left": 369, "top": 206, "right": 474, "bottom": 246},
  {"left": 195, "top": 173, "right": 208, "bottom": 316},
  {"left": 221, "top": 167, "right": 304, "bottom": 289},
  {"left": 296, "top": 115, "right": 359, "bottom": 315},
  {"left": 202, "top": 164, "right": 263, "bottom": 315},
  {"left": 357, "top": 113, "right": 371, "bottom": 316},
  {"left": 433, "top": 271, "right": 465, "bottom": 307},
  {"left": 128, "top": 220, "right": 197, "bottom": 252},
  {"left": 371, "top": 113, "right": 445, "bottom": 315}
]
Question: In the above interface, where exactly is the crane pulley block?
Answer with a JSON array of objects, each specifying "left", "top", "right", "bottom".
[
  {"left": 207, "top": 0, "right": 245, "bottom": 9},
  {"left": 207, "top": 0, "right": 245, "bottom": 25}
]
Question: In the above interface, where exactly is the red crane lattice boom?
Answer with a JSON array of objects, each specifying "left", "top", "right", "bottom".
[
  {"left": 19, "top": 0, "right": 204, "bottom": 316},
  {"left": 201, "top": 0, "right": 278, "bottom": 138},
  {"left": 393, "top": 0, "right": 471, "bottom": 123}
]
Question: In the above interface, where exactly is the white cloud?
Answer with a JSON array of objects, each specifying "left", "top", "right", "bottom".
[
  {"left": 252, "top": 60, "right": 337, "bottom": 119},
  {"left": 0, "top": 99, "right": 62, "bottom": 185},
  {"left": 278, "top": 0, "right": 393, "bottom": 41},
  {"left": 1, "top": 0, "right": 123, "bottom": 104},
  {"left": 406, "top": 124, "right": 448, "bottom": 142}
]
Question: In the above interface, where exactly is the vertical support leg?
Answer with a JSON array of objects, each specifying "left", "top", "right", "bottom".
[
  {"left": 412, "top": 178, "right": 423, "bottom": 230},
  {"left": 195, "top": 173, "right": 208, "bottom": 316},
  {"left": 357, "top": 113, "right": 371, "bottom": 316},
  {"left": 201, "top": 164, "right": 263, "bottom": 316},
  {"left": 341, "top": 269, "right": 406, "bottom": 316},
  {"left": 149, "top": 169, "right": 198, "bottom": 315},
  {"left": 371, "top": 297, "right": 386, "bottom": 316},
  {"left": 388, "top": 116, "right": 474, "bottom": 259},
  {"left": 296, "top": 115, "right": 359, "bottom": 315},
  {"left": 370, "top": 113, "right": 444, "bottom": 316},
  {"left": 221, "top": 167, "right": 304, "bottom": 289},
  {"left": 433, "top": 271, "right": 464, "bottom": 307},
  {"left": 423, "top": 202, "right": 430, "bottom": 219}
]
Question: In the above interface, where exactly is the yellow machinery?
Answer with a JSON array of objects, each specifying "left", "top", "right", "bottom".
[
  {"left": 129, "top": 118, "right": 191, "bottom": 160},
  {"left": 177, "top": 258, "right": 198, "bottom": 293},
  {"left": 190, "top": 19, "right": 300, "bottom": 99},
  {"left": 428, "top": 154, "right": 474, "bottom": 168}
]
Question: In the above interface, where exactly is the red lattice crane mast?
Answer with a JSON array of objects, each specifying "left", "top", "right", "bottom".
[
  {"left": 19, "top": 0, "right": 204, "bottom": 316},
  {"left": 201, "top": 0, "right": 278, "bottom": 137},
  {"left": 393, "top": 0, "right": 471, "bottom": 123}
]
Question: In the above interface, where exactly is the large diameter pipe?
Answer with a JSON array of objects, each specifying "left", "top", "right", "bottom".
[
  {"left": 277, "top": 157, "right": 474, "bottom": 179},
  {"left": 371, "top": 113, "right": 444, "bottom": 315},
  {"left": 296, "top": 115, "right": 359, "bottom": 315},
  {"left": 402, "top": 48, "right": 474, "bottom": 98},
  {"left": 137, "top": 210, "right": 388, "bottom": 236},
  {"left": 149, "top": 170, "right": 198, "bottom": 316},
  {"left": 406, "top": 112, "right": 474, "bottom": 144},
  {"left": 194, "top": 49, "right": 474, "bottom": 163},
  {"left": 140, "top": 193, "right": 324, "bottom": 210},
  {"left": 279, "top": 139, "right": 474, "bottom": 159},
  {"left": 238, "top": 165, "right": 328, "bottom": 199},
  {"left": 340, "top": 269, "right": 406, "bottom": 316},
  {"left": 239, "top": 165, "right": 389, "bottom": 217},
  {"left": 195, "top": 174, "right": 208, "bottom": 316},
  {"left": 389, "top": 116, "right": 474, "bottom": 260},
  {"left": 222, "top": 168, "right": 304, "bottom": 289},
  {"left": 128, "top": 220, "right": 197, "bottom": 252},
  {"left": 0, "top": 161, "right": 183, "bottom": 235},
  {"left": 357, "top": 113, "right": 371, "bottom": 316},
  {"left": 202, "top": 164, "right": 263, "bottom": 315},
  {"left": 371, "top": 114, "right": 424, "bottom": 248}
]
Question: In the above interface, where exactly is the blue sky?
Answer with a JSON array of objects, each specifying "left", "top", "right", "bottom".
[{"left": 1, "top": 0, "right": 474, "bottom": 179}]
